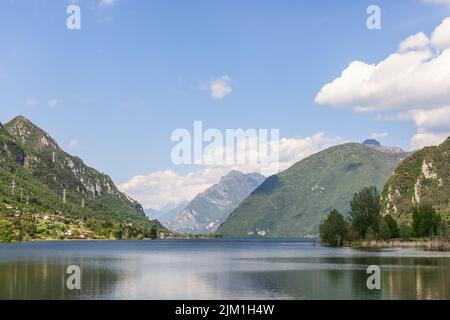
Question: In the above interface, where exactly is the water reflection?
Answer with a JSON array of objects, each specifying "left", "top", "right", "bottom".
[{"left": 0, "top": 240, "right": 449, "bottom": 300}]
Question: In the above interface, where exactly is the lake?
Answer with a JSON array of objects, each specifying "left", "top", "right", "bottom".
[{"left": 0, "top": 239, "right": 449, "bottom": 300}]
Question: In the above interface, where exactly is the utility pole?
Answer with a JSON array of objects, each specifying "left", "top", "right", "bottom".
[
  {"left": 81, "top": 197, "right": 85, "bottom": 209},
  {"left": 52, "top": 151, "right": 55, "bottom": 163},
  {"left": 11, "top": 180, "right": 15, "bottom": 196},
  {"left": 63, "top": 188, "right": 66, "bottom": 204}
]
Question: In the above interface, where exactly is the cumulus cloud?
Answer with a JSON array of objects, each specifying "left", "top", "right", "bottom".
[
  {"left": 411, "top": 131, "right": 450, "bottom": 149},
  {"left": 398, "top": 32, "right": 429, "bottom": 52},
  {"left": 210, "top": 76, "right": 232, "bottom": 100},
  {"left": 431, "top": 17, "right": 450, "bottom": 49},
  {"left": 315, "top": 17, "right": 450, "bottom": 149},
  {"left": 119, "top": 133, "right": 345, "bottom": 209},
  {"left": 118, "top": 168, "right": 228, "bottom": 210}
]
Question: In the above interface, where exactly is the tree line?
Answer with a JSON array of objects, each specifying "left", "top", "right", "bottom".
[{"left": 319, "top": 186, "right": 448, "bottom": 247}]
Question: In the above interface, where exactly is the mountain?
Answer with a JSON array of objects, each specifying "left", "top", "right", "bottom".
[
  {"left": 144, "top": 208, "right": 161, "bottom": 219},
  {"left": 382, "top": 137, "right": 450, "bottom": 222},
  {"left": 363, "top": 139, "right": 381, "bottom": 146},
  {"left": 0, "top": 115, "right": 166, "bottom": 241},
  {"left": 218, "top": 143, "right": 408, "bottom": 237},
  {"left": 164, "top": 171, "right": 265, "bottom": 233},
  {"left": 158, "top": 200, "right": 189, "bottom": 224},
  {"left": 363, "top": 139, "right": 406, "bottom": 155}
]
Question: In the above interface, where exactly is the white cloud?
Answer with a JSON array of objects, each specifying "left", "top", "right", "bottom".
[
  {"left": 315, "top": 49, "right": 450, "bottom": 112},
  {"left": 431, "top": 17, "right": 450, "bottom": 49},
  {"left": 99, "top": 0, "right": 117, "bottom": 8},
  {"left": 411, "top": 131, "right": 449, "bottom": 149},
  {"left": 26, "top": 97, "right": 38, "bottom": 109},
  {"left": 210, "top": 76, "right": 232, "bottom": 100},
  {"left": 409, "top": 106, "right": 450, "bottom": 148},
  {"left": 118, "top": 169, "right": 227, "bottom": 210},
  {"left": 399, "top": 32, "right": 429, "bottom": 52},
  {"left": 68, "top": 139, "right": 78, "bottom": 149},
  {"left": 371, "top": 132, "right": 389, "bottom": 140},
  {"left": 47, "top": 98, "right": 59, "bottom": 108},
  {"left": 411, "top": 106, "right": 450, "bottom": 133},
  {"left": 315, "top": 17, "right": 450, "bottom": 149},
  {"left": 119, "top": 133, "right": 345, "bottom": 209}
]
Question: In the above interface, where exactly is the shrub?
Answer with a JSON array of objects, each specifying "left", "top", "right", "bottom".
[
  {"left": 0, "top": 219, "right": 15, "bottom": 243},
  {"left": 365, "top": 227, "right": 377, "bottom": 241},
  {"left": 319, "top": 209, "right": 350, "bottom": 247},
  {"left": 400, "top": 223, "right": 410, "bottom": 241},
  {"left": 383, "top": 214, "right": 400, "bottom": 238},
  {"left": 412, "top": 205, "right": 441, "bottom": 237},
  {"left": 379, "top": 219, "right": 392, "bottom": 240}
]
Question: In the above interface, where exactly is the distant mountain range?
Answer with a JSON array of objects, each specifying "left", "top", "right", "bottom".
[
  {"left": 144, "top": 200, "right": 189, "bottom": 221},
  {"left": 0, "top": 116, "right": 165, "bottom": 241},
  {"left": 163, "top": 170, "right": 265, "bottom": 234},
  {"left": 383, "top": 137, "right": 450, "bottom": 222},
  {"left": 219, "top": 141, "right": 409, "bottom": 237}
]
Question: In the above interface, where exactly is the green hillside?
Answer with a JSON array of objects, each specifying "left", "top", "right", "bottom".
[
  {"left": 0, "top": 116, "right": 166, "bottom": 242},
  {"left": 219, "top": 143, "right": 407, "bottom": 237},
  {"left": 382, "top": 137, "right": 450, "bottom": 222}
]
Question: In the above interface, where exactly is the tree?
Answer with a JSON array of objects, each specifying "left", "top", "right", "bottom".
[
  {"left": 365, "top": 227, "right": 377, "bottom": 241},
  {"left": 412, "top": 205, "right": 441, "bottom": 237},
  {"left": 149, "top": 226, "right": 158, "bottom": 240},
  {"left": 349, "top": 186, "right": 381, "bottom": 238},
  {"left": 439, "top": 220, "right": 449, "bottom": 241},
  {"left": 400, "top": 223, "right": 410, "bottom": 241},
  {"left": 383, "top": 214, "right": 400, "bottom": 238},
  {"left": 0, "top": 220, "right": 15, "bottom": 243},
  {"left": 379, "top": 219, "right": 391, "bottom": 240},
  {"left": 319, "top": 209, "right": 350, "bottom": 247},
  {"left": 113, "top": 227, "right": 123, "bottom": 240}
]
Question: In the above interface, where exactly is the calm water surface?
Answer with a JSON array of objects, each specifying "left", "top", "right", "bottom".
[{"left": 0, "top": 239, "right": 449, "bottom": 300}]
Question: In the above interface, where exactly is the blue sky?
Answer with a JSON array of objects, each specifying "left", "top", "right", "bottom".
[{"left": 1, "top": 0, "right": 450, "bottom": 209}]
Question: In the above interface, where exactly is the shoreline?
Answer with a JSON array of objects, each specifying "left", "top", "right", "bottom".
[{"left": 357, "top": 238, "right": 450, "bottom": 252}]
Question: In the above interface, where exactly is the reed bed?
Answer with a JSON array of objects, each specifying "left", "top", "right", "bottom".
[{"left": 360, "top": 238, "right": 450, "bottom": 251}]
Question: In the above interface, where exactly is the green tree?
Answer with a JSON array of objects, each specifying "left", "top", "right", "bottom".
[
  {"left": 439, "top": 220, "right": 449, "bottom": 240},
  {"left": 383, "top": 214, "right": 400, "bottom": 238},
  {"left": 379, "top": 219, "right": 391, "bottom": 240},
  {"left": 0, "top": 220, "right": 15, "bottom": 243},
  {"left": 319, "top": 209, "right": 350, "bottom": 247},
  {"left": 400, "top": 223, "right": 410, "bottom": 241},
  {"left": 365, "top": 227, "right": 377, "bottom": 241},
  {"left": 412, "top": 205, "right": 441, "bottom": 237},
  {"left": 113, "top": 227, "right": 123, "bottom": 240},
  {"left": 149, "top": 226, "right": 158, "bottom": 240},
  {"left": 349, "top": 186, "right": 381, "bottom": 238}
]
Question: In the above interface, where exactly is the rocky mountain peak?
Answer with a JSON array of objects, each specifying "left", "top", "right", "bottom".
[
  {"left": 5, "top": 115, "right": 61, "bottom": 152},
  {"left": 363, "top": 139, "right": 381, "bottom": 146},
  {"left": 163, "top": 170, "right": 266, "bottom": 233}
]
